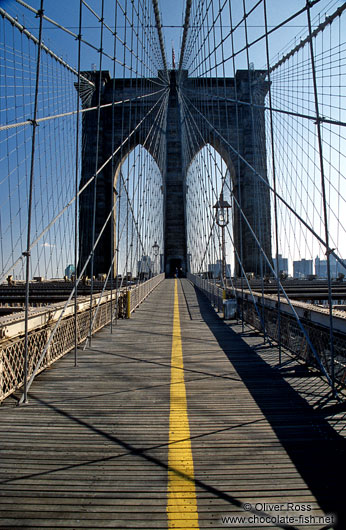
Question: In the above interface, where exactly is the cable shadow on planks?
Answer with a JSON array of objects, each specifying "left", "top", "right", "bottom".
[{"left": 188, "top": 281, "right": 346, "bottom": 529}]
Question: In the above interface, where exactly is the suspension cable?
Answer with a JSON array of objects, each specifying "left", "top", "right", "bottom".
[
  {"left": 152, "top": 0, "right": 168, "bottom": 74},
  {"left": 178, "top": 0, "right": 192, "bottom": 71}
]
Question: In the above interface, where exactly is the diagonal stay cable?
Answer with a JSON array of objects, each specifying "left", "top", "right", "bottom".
[
  {"left": 228, "top": 191, "right": 334, "bottom": 391},
  {"left": 0, "top": 88, "right": 167, "bottom": 131},
  {"left": 180, "top": 89, "right": 346, "bottom": 129},
  {"left": 18, "top": 196, "right": 118, "bottom": 405},
  {"left": 0, "top": 88, "right": 169, "bottom": 284},
  {"left": 0, "top": 7, "right": 94, "bottom": 86},
  {"left": 179, "top": 88, "right": 346, "bottom": 273},
  {"left": 13, "top": 0, "right": 103, "bottom": 55}
]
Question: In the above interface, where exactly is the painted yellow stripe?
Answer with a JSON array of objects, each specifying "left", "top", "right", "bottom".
[{"left": 167, "top": 279, "right": 200, "bottom": 529}]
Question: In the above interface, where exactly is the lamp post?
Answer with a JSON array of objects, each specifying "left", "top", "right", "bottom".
[
  {"left": 213, "top": 192, "right": 231, "bottom": 284},
  {"left": 152, "top": 241, "right": 160, "bottom": 275}
]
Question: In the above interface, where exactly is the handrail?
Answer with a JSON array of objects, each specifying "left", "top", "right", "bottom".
[
  {"left": 128, "top": 273, "right": 165, "bottom": 314},
  {"left": 0, "top": 274, "right": 165, "bottom": 403},
  {"left": 186, "top": 272, "right": 224, "bottom": 312},
  {"left": 187, "top": 272, "right": 346, "bottom": 387}
]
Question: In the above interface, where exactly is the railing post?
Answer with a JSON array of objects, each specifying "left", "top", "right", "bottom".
[
  {"left": 0, "top": 353, "right": 3, "bottom": 402},
  {"left": 126, "top": 290, "right": 131, "bottom": 319},
  {"left": 222, "top": 288, "right": 226, "bottom": 317}
]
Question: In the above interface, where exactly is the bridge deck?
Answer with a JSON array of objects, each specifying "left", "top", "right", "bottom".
[{"left": 0, "top": 279, "right": 345, "bottom": 529}]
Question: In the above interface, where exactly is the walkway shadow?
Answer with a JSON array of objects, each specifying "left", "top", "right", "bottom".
[
  {"left": 21, "top": 393, "right": 301, "bottom": 530},
  {"left": 188, "top": 281, "right": 346, "bottom": 529}
]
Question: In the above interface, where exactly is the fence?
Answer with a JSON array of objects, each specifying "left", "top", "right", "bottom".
[
  {"left": 129, "top": 273, "right": 165, "bottom": 313},
  {"left": 187, "top": 273, "right": 346, "bottom": 387},
  {"left": 0, "top": 274, "right": 165, "bottom": 402},
  {"left": 186, "top": 273, "right": 224, "bottom": 312}
]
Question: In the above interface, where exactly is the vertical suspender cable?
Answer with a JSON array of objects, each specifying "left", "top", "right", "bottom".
[
  {"left": 74, "top": 0, "right": 83, "bottom": 366},
  {"left": 242, "top": 0, "right": 266, "bottom": 339},
  {"left": 228, "top": 0, "right": 245, "bottom": 331},
  {"left": 22, "top": 0, "right": 44, "bottom": 404},
  {"left": 88, "top": 0, "right": 105, "bottom": 347},
  {"left": 306, "top": 0, "right": 335, "bottom": 395},
  {"left": 129, "top": 3, "right": 135, "bottom": 281},
  {"left": 124, "top": 0, "right": 129, "bottom": 290},
  {"left": 110, "top": 0, "right": 119, "bottom": 334},
  {"left": 263, "top": 0, "right": 282, "bottom": 364}
]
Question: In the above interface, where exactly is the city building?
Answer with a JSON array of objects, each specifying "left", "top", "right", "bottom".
[
  {"left": 293, "top": 259, "right": 313, "bottom": 278},
  {"left": 160, "top": 254, "right": 165, "bottom": 274},
  {"left": 272, "top": 254, "right": 288, "bottom": 275},
  {"left": 208, "top": 260, "right": 231, "bottom": 279},
  {"left": 315, "top": 255, "right": 346, "bottom": 278},
  {"left": 186, "top": 253, "right": 191, "bottom": 273},
  {"left": 137, "top": 255, "right": 152, "bottom": 277}
]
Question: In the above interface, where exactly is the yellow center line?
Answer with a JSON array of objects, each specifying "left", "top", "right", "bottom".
[{"left": 167, "top": 279, "right": 200, "bottom": 529}]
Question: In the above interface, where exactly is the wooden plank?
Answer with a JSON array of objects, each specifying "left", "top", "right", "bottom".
[{"left": 0, "top": 278, "right": 345, "bottom": 529}]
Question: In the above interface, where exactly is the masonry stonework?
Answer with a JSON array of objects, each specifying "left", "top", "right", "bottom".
[{"left": 78, "top": 69, "right": 272, "bottom": 277}]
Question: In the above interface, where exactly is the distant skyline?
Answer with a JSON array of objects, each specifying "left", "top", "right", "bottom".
[{"left": 273, "top": 254, "right": 346, "bottom": 279}]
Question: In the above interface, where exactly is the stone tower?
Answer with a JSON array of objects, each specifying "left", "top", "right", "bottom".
[{"left": 77, "top": 69, "right": 272, "bottom": 277}]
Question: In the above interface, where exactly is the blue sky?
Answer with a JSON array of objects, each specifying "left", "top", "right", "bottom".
[
  {"left": 1, "top": 0, "right": 342, "bottom": 75},
  {"left": 1, "top": 0, "right": 345, "bottom": 278}
]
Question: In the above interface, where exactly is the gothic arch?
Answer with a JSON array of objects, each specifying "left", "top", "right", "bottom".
[{"left": 78, "top": 69, "right": 272, "bottom": 277}]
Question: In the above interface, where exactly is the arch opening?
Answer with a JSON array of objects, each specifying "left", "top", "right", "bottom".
[
  {"left": 113, "top": 145, "right": 164, "bottom": 281},
  {"left": 78, "top": 143, "right": 164, "bottom": 281},
  {"left": 185, "top": 144, "right": 235, "bottom": 279}
]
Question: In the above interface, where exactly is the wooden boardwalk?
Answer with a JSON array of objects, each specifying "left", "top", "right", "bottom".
[{"left": 0, "top": 279, "right": 345, "bottom": 529}]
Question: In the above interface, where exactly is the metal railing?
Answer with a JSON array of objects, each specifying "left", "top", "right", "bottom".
[
  {"left": 187, "top": 273, "right": 346, "bottom": 387},
  {"left": 186, "top": 272, "right": 224, "bottom": 312},
  {"left": 129, "top": 273, "right": 165, "bottom": 313},
  {"left": 0, "top": 274, "right": 164, "bottom": 402},
  {"left": 240, "top": 297, "right": 346, "bottom": 386}
]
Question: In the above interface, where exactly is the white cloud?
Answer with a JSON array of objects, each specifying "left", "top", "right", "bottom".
[{"left": 41, "top": 242, "right": 55, "bottom": 248}]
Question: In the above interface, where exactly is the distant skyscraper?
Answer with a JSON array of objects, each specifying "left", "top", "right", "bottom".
[
  {"left": 293, "top": 259, "right": 313, "bottom": 278},
  {"left": 315, "top": 256, "right": 327, "bottom": 278},
  {"left": 315, "top": 255, "right": 346, "bottom": 278},
  {"left": 208, "top": 260, "right": 231, "bottom": 278},
  {"left": 187, "top": 253, "right": 191, "bottom": 273},
  {"left": 272, "top": 254, "right": 288, "bottom": 275},
  {"left": 137, "top": 255, "right": 152, "bottom": 276}
]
